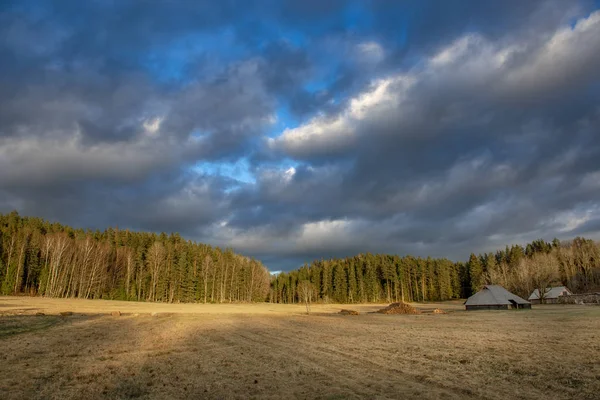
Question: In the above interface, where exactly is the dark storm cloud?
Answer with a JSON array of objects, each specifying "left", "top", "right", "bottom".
[
  {"left": 240, "top": 8, "right": 600, "bottom": 267},
  {"left": 1, "top": 1, "right": 600, "bottom": 272},
  {"left": 0, "top": 0, "right": 279, "bottom": 238}
]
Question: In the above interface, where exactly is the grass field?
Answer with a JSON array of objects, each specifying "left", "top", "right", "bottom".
[{"left": 1, "top": 297, "right": 599, "bottom": 399}]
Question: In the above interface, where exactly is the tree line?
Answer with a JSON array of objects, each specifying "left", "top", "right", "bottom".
[
  {"left": 270, "top": 238, "right": 600, "bottom": 304},
  {"left": 0, "top": 211, "right": 270, "bottom": 302},
  {"left": 270, "top": 254, "right": 461, "bottom": 304},
  {"left": 2, "top": 211, "right": 599, "bottom": 305}
]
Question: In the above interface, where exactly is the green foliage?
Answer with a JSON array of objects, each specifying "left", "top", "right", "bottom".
[
  {"left": 272, "top": 237, "right": 600, "bottom": 304},
  {"left": 333, "top": 263, "right": 348, "bottom": 303},
  {"left": 271, "top": 253, "right": 462, "bottom": 304},
  {"left": 3, "top": 210, "right": 598, "bottom": 305},
  {"left": 0, "top": 211, "right": 270, "bottom": 303},
  {"left": 467, "top": 253, "right": 483, "bottom": 294},
  {"left": 1, "top": 264, "right": 14, "bottom": 295}
]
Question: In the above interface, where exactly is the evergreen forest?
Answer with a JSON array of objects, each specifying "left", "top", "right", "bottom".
[
  {"left": 1, "top": 211, "right": 599, "bottom": 304},
  {"left": 270, "top": 238, "right": 600, "bottom": 303},
  {"left": 0, "top": 211, "right": 270, "bottom": 303}
]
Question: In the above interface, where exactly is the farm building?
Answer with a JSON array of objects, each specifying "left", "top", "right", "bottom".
[
  {"left": 528, "top": 286, "right": 572, "bottom": 304},
  {"left": 465, "top": 285, "right": 531, "bottom": 311}
]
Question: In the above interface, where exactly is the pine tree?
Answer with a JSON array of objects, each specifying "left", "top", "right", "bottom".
[
  {"left": 347, "top": 261, "right": 357, "bottom": 303},
  {"left": 467, "top": 253, "right": 483, "bottom": 294},
  {"left": 333, "top": 263, "right": 348, "bottom": 303}
]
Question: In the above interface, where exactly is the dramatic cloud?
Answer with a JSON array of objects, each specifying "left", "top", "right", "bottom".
[{"left": 1, "top": 1, "right": 600, "bottom": 271}]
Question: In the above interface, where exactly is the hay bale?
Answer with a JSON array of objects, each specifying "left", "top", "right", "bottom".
[
  {"left": 377, "top": 302, "right": 420, "bottom": 315},
  {"left": 111, "top": 311, "right": 121, "bottom": 317},
  {"left": 339, "top": 309, "right": 360, "bottom": 315},
  {"left": 59, "top": 311, "right": 74, "bottom": 316},
  {"left": 432, "top": 308, "right": 446, "bottom": 314}
]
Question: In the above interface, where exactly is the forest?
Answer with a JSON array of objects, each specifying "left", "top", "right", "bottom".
[
  {"left": 270, "top": 238, "right": 600, "bottom": 304},
  {"left": 1, "top": 211, "right": 599, "bottom": 305},
  {"left": 0, "top": 211, "right": 270, "bottom": 303}
]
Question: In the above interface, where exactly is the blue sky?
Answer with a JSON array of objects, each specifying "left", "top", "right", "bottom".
[{"left": 1, "top": 0, "right": 600, "bottom": 271}]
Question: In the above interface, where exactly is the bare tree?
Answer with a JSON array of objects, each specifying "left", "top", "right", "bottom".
[
  {"left": 202, "top": 254, "right": 212, "bottom": 303},
  {"left": 124, "top": 248, "right": 133, "bottom": 299},
  {"left": 147, "top": 241, "right": 166, "bottom": 302},
  {"left": 4, "top": 235, "right": 15, "bottom": 285},
  {"left": 14, "top": 229, "right": 31, "bottom": 293},
  {"left": 530, "top": 252, "right": 560, "bottom": 304},
  {"left": 46, "top": 233, "right": 70, "bottom": 297},
  {"left": 298, "top": 280, "right": 315, "bottom": 314}
]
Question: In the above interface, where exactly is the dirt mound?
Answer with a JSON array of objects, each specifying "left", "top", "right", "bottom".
[
  {"left": 151, "top": 312, "right": 173, "bottom": 317},
  {"left": 432, "top": 308, "right": 446, "bottom": 314},
  {"left": 377, "top": 302, "right": 420, "bottom": 315},
  {"left": 339, "top": 309, "right": 360, "bottom": 315}
]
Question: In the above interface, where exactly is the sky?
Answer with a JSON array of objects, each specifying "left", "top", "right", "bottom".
[{"left": 1, "top": 0, "right": 600, "bottom": 271}]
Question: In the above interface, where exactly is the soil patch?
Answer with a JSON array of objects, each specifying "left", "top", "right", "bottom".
[{"left": 377, "top": 302, "right": 421, "bottom": 315}]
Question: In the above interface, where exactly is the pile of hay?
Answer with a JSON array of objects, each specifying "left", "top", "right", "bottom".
[
  {"left": 377, "top": 302, "right": 420, "bottom": 315},
  {"left": 339, "top": 309, "right": 360, "bottom": 315},
  {"left": 432, "top": 308, "right": 446, "bottom": 314}
]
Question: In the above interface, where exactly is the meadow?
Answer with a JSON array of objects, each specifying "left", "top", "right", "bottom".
[{"left": 1, "top": 297, "right": 599, "bottom": 399}]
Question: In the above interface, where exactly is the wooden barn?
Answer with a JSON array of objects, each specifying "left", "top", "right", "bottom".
[
  {"left": 465, "top": 285, "right": 531, "bottom": 311},
  {"left": 528, "top": 286, "right": 572, "bottom": 304}
]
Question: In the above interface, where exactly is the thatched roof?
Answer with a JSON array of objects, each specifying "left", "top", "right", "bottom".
[
  {"left": 465, "top": 285, "right": 530, "bottom": 306},
  {"left": 528, "top": 286, "right": 572, "bottom": 300}
]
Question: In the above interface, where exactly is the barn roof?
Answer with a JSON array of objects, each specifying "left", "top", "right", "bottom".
[
  {"left": 465, "top": 285, "right": 530, "bottom": 306},
  {"left": 528, "top": 286, "right": 572, "bottom": 300}
]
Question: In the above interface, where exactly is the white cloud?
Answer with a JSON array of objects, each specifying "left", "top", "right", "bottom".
[
  {"left": 208, "top": 217, "right": 356, "bottom": 258},
  {"left": 0, "top": 125, "right": 197, "bottom": 185},
  {"left": 430, "top": 35, "right": 483, "bottom": 67},
  {"left": 502, "top": 10, "right": 600, "bottom": 95},
  {"left": 269, "top": 75, "right": 415, "bottom": 157},
  {"left": 299, "top": 219, "right": 351, "bottom": 245},
  {"left": 356, "top": 41, "right": 385, "bottom": 64},
  {"left": 550, "top": 206, "right": 598, "bottom": 233},
  {"left": 270, "top": 11, "right": 600, "bottom": 161},
  {"left": 284, "top": 167, "right": 296, "bottom": 182},
  {"left": 142, "top": 116, "right": 163, "bottom": 136}
]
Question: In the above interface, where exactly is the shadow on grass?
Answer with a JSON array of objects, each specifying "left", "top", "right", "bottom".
[
  {"left": 2, "top": 308, "right": 599, "bottom": 400},
  {"left": 0, "top": 315, "right": 67, "bottom": 339}
]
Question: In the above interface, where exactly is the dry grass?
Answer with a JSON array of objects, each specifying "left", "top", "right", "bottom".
[{"left": 1, "top": 297, "right": 599, "bottom": 399}]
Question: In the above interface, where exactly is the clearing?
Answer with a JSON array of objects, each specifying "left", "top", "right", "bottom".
[{"left": 1, "top": 297, "right": 599, "bottom": 399}]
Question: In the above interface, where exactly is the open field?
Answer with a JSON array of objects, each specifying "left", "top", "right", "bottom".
[{"left": 1, "top": 297, "right": 599, "bottom": 399}]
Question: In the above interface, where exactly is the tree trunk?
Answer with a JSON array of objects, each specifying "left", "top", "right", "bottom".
[
  {"left": 14, "top": 238, "right": 27, "bottom": 294},
  {"left": 5, "top": 236, "right": 15, "bottom": 280}
]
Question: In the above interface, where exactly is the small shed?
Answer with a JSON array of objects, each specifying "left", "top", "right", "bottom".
[
  {"left": 528, "top": 286, "right": 572, "bottom": 304},
  {"left": 465, "top": 285, "right": 531, "bottom": 311}
]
